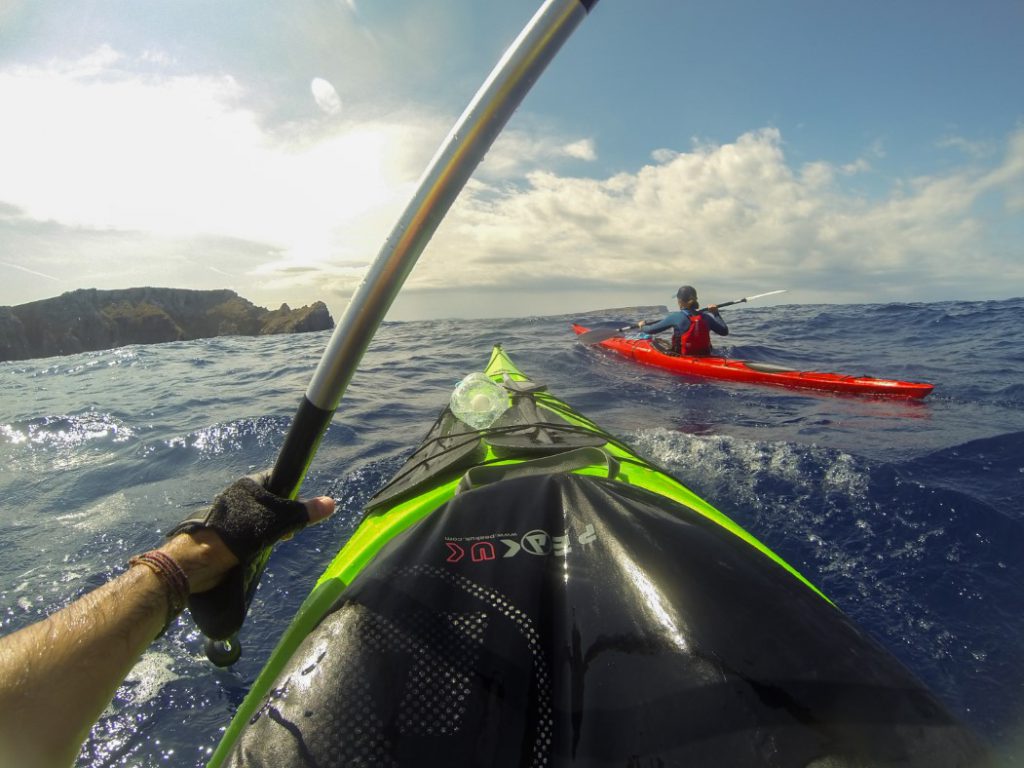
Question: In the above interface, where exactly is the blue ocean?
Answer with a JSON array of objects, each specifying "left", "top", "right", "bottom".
[{"left": 2, "top": 298, "right": 1023, "bottom": 766}]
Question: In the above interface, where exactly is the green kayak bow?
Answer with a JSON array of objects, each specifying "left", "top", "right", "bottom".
[{"left": 209, "top": 346, "right": 987, "bottom": 767}]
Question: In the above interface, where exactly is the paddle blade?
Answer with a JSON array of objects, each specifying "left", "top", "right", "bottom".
[
  {"left": 742, "top": 289, "right": 786, "bottom": 302},
  {"left": 715, "top": 289, "right": 786, "bottom": 310},
  {"left": 577, "top": 326, "right": 629, "bottom": 345}
]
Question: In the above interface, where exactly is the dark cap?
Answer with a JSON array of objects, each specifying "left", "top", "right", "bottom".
[{"left": 675, "top": 285, "right": 698, "bottom": 302}]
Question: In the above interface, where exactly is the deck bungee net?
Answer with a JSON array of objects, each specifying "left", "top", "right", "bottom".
[{"left": 210, "top": 347, "right": 985, "bottom": 767}]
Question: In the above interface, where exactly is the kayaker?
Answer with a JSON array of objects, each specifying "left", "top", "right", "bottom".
[
  {"left": 638, "top": 284, "right": 729, "bottom": 355},
  {"left": 0, "top": 476, "right": 335, "bottom": 768}
]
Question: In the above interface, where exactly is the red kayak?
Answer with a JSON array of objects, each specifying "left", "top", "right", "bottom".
[{"left": 572, "top": 323, "right": 934, "bottom": 398}]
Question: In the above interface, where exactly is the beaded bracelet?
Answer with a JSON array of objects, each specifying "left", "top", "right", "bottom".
[{"left": 129, "top": 550, "right": 190, "bottom": 633}]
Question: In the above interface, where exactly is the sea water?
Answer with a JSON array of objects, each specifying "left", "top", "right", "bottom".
[{"left": 1, "top": 299, "right": 1023, "bottom": 766}]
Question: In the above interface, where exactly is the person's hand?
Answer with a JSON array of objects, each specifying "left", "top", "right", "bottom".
[
  {"left": 162, "top": 491, "right": 335, "bottom": 594},
  {"left": 707, "top": 304, "right": 719, "bottom": 315},
  {"left": 636, "top": 320, "right": 645, "bottom": 329}
]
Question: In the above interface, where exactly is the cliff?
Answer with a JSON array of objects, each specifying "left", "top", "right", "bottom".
[{"left": 0, "top": 287, "right": 334, "bottom": 362}]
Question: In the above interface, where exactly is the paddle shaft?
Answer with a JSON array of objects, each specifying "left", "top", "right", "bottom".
[
  {"left": 628, "top": 299, "right": 743, "bottom": 324},
  {"left": 713, "top": 298, "right": 745, "bottom": 310}
]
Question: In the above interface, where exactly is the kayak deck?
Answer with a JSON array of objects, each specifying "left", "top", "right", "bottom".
[
  {"left": 572, "top": 323, "right": 933, "bottom": 398},
  {"left": 209, "top": 346, "right": 985, "bottom": 767}
]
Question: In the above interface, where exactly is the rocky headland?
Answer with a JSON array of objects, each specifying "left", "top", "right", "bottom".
[{"left": 0, "top": 287, "right": 334, "bottom": 362}]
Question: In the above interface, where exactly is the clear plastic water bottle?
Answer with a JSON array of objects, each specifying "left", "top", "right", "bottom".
[{"left": 450, "top": 372, "right": 509, "bottom": 429}]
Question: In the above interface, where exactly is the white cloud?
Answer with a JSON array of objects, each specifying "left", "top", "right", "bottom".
[
  {"left": 840, "top": 158, "right": 871, "bottom": 175},
  {"left": 410, "top": 127, "right": 1024, "bottom": 304},
  {"left": 1, "top": 48, "right": 1021, "bottom": 314},
  {"left": 477, "top": 129, "right": 597, "bottom": 179},
  {"left": 563, "top": 138, "right": 596, "bottom": 161},
  {"left": 936, "top": 134, "right": 995, "bottom": 160},
  {"left": 0, "top": 50, "right": 441, "bottom": 280},
  {"left": 310, "top": 77, "right": 342, "bottom": 115}
]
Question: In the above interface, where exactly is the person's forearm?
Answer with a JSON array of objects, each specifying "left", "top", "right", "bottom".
[
  {"left": 0, "top": 490, "right": 329, "bottom": 768},
  {"left": 0, "top": 565, "right": 167, "bottom": 767},
  {"left": 703, "top": 312, "right": 728, "bottom": 335},
  {"left": 641, "top": 321, "right": 671, "bottom": 334}
]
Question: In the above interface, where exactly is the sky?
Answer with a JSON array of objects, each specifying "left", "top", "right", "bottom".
[{"left": 1, "top": 0, "right": 1022, "bottom": 320}]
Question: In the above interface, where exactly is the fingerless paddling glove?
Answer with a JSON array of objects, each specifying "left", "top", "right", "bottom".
[{"left": 167, "top": 475, "right": 311, "bottom": 643}]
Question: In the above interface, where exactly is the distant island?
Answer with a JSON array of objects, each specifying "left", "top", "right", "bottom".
[{"left": 0, "top": 287, "right": 334, "bottom": 362}]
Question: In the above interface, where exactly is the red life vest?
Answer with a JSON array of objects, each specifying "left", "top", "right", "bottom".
[{"left": 672, "top": 313, "right": 713, "bottom": 356}]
